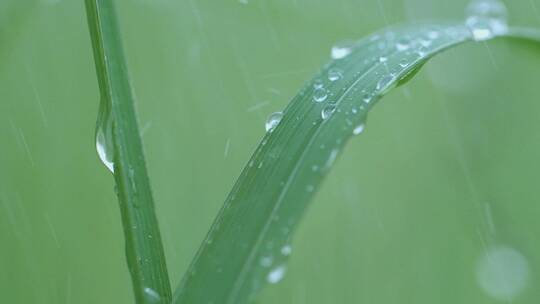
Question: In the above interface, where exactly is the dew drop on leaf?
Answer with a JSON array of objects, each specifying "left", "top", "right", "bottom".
[
  {"left": 465, "top": 0, "right": 508, "bottom": 41},
  {"left": 143, "top": 287, "right": 161, "bottom": 303},
  {"left": 260, "top": 255, "right": 273, "bottom": 267},
  {"left": 321, "top": 105, "right": 336, "bottom": 120},
  {"left": 313, "top": 87, "right": 328, "bottom": 102},
  {"left": 313, "top": 78, "right": 324, "bottom": 89},
  {"left": 96, "top": 99, "right": 115, "bottom": 173},
  {"left": 281, "top": 245, "right": 292, "bottom": 256},
  {"left": 400, "top": 58, "right": 411, "bottom": 67},
  {"left": 331, "top": 40, "right": 354, "bottom": 59},
  {"left": 266, "top": 265, "right": 287, "bottom": 284},
  {"left": 353, "top": 124, "right": 365, "bottom": 135},
  {"left": 395, "top": 37, "right": 411, "bottom": 51},
  {"left": 265, "top": 112, "right": 283, "bottom": 132},
  {"left": 328, "top": 68, "right": 343, "bottom": 81}
]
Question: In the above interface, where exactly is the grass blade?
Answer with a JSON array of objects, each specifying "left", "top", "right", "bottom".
[
  {"left": 85, "top": 1, "right": 171, "bottom": 303},
  {"left": 173, "top": 22, "right": 540, "bottom": 304}
]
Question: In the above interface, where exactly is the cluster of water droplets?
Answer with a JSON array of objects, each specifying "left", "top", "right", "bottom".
[
  {"left": 465, "top": 0, "right": 508, "bottom": 41},
  {"left": 264, "top": 23, "right": 463, "bottom": 138},
  {"left": 254, "top": 3, "right": 511, "bottom": 301},
  {"left": 258, "top": 243, "right": 293, "bottom": 285}
]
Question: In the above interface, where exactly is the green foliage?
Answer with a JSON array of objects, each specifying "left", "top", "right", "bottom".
[
  {"left": 173, "top": 23, "right": 540, "bottom": 304},
  {"left": 85, "top": 1, "right": 171, "bottom": 303}
]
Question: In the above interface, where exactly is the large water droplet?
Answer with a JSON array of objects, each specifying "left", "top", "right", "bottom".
[
  {"left": 476, "top": 246, "right": 529, "bottom": 300},
  {"left": 465, "top": 0, "right": 508, "bottom": 41},
  {"left": 331, "top": 40, "right": 354, "bottom": 59},
  {"left": 267, "top": 265, "right": 287, "bottom": 284},
  {"left": 96, "top": 99, "right": 115, "bottom": 173},
  {"left": 313, "top": 88, "right": 328, "bottom": 102},
  {"left": 321, "top": 105, "right": 336, "bottom": 120},
  {"left": 265, "top": 112, "right": 283, "bottom": 132}
]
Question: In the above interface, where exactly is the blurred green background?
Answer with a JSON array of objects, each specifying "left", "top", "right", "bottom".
[{"left": 1, "top": 0, "right": 540, "bottom": 303}]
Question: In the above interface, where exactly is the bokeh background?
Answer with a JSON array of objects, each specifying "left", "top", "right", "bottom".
[{"left": 1, "top": 0, "right": 540, "bottom": 303}]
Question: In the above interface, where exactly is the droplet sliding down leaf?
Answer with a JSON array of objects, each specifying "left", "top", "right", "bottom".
[
  {"left": 85, "top": 1, "right": 172, "bottom": 303},
  {"left": 173, "top": 23, "right": 540, "bottom": 304}
]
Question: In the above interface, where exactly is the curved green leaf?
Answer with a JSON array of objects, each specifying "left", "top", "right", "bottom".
[{"left": 174, "top": 23, "right": 540, "bottom": 304}]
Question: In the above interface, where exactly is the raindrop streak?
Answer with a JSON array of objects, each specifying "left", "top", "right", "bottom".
[
  {"left": 465, "top": 0, "right": 508, "bottom": 41},
  {"left": 331, "top": 40, "right": 354, "bottom": 59},
  {"left": 313, "top": 88, "right": 328, "bottom": 102},
  {"left": 266, "top": 265, "right": 287, "bottom": 284},
  {"left": 321, "top": 105, "right": 336, "bottom": 120},
  {"left": 265, "top": 112, "right": 283, "bottom": 132},
  {"left": 476, "top": 246, "right": 529, "bottom": 300},
  {"left": 95, "top": 99, "right": 115, "bottom": 173},
  {"left": 353, "top": 124, "right": 365, "bottom": 135}
]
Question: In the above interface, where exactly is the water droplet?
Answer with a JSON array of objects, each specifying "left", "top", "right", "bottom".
[
  {"left": 419, "top": 37, "right": 432, "bottom": 47},
  {"left": 306, "top": 185, "right": 314, "bottom": 192},
  {"left": 143, "top": 287, "right": 161, "bottom": 303},
  {"left": 378, "top": 56, "right": 388, "bottom": 63},
  {"left": 427, "top": 30, "right": 440, "bottom": 40},
  {"left": 328, "top": 68, "right": 343, "bottom": 81},
  {"left": 95, "top": 99, "right": 115, "bottom": 173},
  {"left": 321, "top": 105, "right": 336, "bottom": 120},
  {"left": 311, "top": 165, "right": 320, "bottom": 172},
  {"left": 395, "top": 37, "right": 411, "bottom": 51},
  {"left": 399, "top": 58, "right": 409, "bottom": 68},
  {"left": 417, "top": 46, "right": 429, "bottom": 57},
  {"left": 376, "top": 74, "right": 395, "bottom": 92},
  {"left": 476, "top": 246, "right": 529, "bottom": 300},
  {"left": 313, "top": 79, "right": 324, "bottom": 89},
  {"left": 281, "top": 245, "right": 292, "bottom": 256},
  {"left": 325, "top": 148, "right": 339, "bottom": 169},
  {"left": 331, "top": 40, "right": 354, "bottom": 59},
  {"left": 353, "top": 124, "right": 365, "bottom": 135},
  {"left": 313, "top": 88, "right": 328, "bottom": 102},
  {"left": 267, "top": 265, "right": 287, "bottom": 284},
  {"left": 362, "top": 93, "right": 372, "bottom": 104},
  {"left": 260, "top": 255, "right": 273, "bottom": 267},
  {"left": 265, "top": 112, "right": 283, "bottom": 132},
  {"left": 465, "top": 0, "right": 508, "bottom": 41}
]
